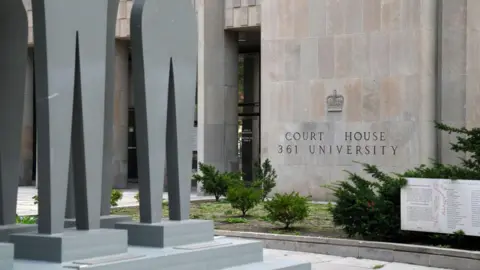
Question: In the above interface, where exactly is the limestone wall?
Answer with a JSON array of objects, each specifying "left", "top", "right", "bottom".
[
  {"left": 261, "top": 0, "right": 438, "bottom": 200},
  {"left": 225, "top": 0, "right": 261, "bottom": 29},
  {"left": 438, "top": 1, "right": 480, "bottom": 165}
]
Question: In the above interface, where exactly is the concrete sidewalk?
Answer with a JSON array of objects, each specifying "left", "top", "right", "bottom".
[
  {"left": 16, "top": 186, "right": 215, "bottom": 216},
  {"left": 263, "top": 249, "right": 450, "bottom": 270}
]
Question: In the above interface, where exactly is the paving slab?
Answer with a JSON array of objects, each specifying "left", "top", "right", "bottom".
[{"left": 263, "top": 249, "right": 451, "bottom": 270}]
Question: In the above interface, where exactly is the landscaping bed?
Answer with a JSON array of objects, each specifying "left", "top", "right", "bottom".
[{"left": 110, "top": 201, "right": 347, "bottom": 238}]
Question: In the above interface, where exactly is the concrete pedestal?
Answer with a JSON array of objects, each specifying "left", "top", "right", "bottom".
[
  {"left": 10, "top": 229, "right": 128, "bottom": 263},
  {"left": 64, "top": 215, "right": 132, "bottom": 229},
  {"left": 0, "top": 244, "right": 12, "bottom": 270},
  {"left": 0, "top": 224, "right": 37, "bottom": 243},
  {"left": 115, "top": 219, "right": 214, "bottom": 247},
  {"left": 12, "top": 237, "right": 310, "bottom": 270}
]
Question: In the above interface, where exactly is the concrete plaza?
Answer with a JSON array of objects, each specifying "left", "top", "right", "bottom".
[
  {"left": 15, "top": 187, "right": 450, "bottom": 269},
  {"left": 263, "top": 249, "right": 449, "bottom": 270},
  {"left": 263, "top": 249, "right": 447, "bottom": 270}
]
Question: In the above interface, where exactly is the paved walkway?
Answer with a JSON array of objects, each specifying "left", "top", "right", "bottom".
[
  {"left": 264, "top": 249, "right": 450, "bottom": 270},
  {"left": 17, "top": 187, "right": 215, "bottom": 216}
]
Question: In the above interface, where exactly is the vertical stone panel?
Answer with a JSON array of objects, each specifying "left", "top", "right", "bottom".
[
  {"left": 20, "top": 51, "right": 34, "bottom": 186},
  {"left": 112, "top": 41, "right": 129, "bottom": 189},
  {"left": 438, "top": 0, "right": 467, "bottom": 164},
  {"left": 465, "top": 1, "right": 480, "bottom": 131},
  {"left": 197, "top": 0, "right": 239, "bottom": 194},
  {"left": 262, "top": 0, "right": 437, "bottom": 200}
]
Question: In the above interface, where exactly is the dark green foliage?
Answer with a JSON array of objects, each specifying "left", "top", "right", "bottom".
[
  {"left": 328, "top": 122, "right": 480, "bottom": 248},
  {"left": 264, "top": 192, "right": 309, "bottom": 229},
  {"left": 327, "top": 163, "right": 407, "bottom": 241},
  {"left": 226, "top": 181, "right": 262, "bottom": 217},
  {"left": 435, "top": 122, "right": 480, "bottom": 170},
  {"left": 403, "top": 162, "right": 480, "bottom": 180},
  {"left": 110, "top": 189, "right": 123, "bottom": 207},
  {"left": 253, "top": 159, "right": 277, "bottom": 201},
  {"left": 193, "top": 163, "right": 242, "bottom": 201}
]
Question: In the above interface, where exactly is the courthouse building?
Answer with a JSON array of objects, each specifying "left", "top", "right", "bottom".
[{"left": 20, "top": 0, "right": 479, "bottom": 200}]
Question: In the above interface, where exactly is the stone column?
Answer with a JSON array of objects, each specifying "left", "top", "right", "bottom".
[
  {"left": 436, "top": 1, "right": 480, "bottom": 164},
  {"left": 437, "top": 0, "right": 467, "bottom": 164},
  {"left": 112, "top": 40, "right": 129, "bottom": 188},
  {"left": 465, "top": 1, "right": 480, "bottom": 130},
  {"left": 20, "top": 49, "right": 34, "bottom": 186},
  {"left": 196, "top": 0, "right": 239, "bottom": 193}
]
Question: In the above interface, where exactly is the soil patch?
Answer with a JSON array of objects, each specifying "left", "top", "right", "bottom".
[{"left": 111, "top": 201, "right": 346, "bottom": 238}]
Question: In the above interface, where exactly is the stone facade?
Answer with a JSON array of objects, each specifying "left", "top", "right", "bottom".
[
  {"left": 225, "top": 0, "right": 261, "bottom": 28},
  {"left": 262, "top": 0, "right": 435, "bottom": 200},
  {"left": 19, "top": 0, "right": 480, "bottom": 200},
  {"left": 259, "top": 0, "right": 480, "bottom": 200}
]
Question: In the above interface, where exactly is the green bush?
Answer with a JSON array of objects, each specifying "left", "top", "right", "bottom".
[
  {"left": 435, "top": 122, "right": 480, "bottom": 171},
  {"left": 193, "top": 163, "right": 241, "bottom": 201},
  {"left": 226, "top": 181, "right": 262, "bottom": 217},
  {"left": 253, "top": 159, "right": 277, "bottom": 201},
  {"left": 264, "top": 192, "right": 309, "bottom": 229},
  {"left": 110, "top": 189, "right": 123, "bottom": 207},
  {"left": 403, "top": 162, "right": 480, "bottom": 180},
  {"left": 327, "top": 122, "right": 480, "bottom": 245},
  {"left": 327, "top": 163, "right": 407, "bottom": 241},
  {"left": 327, "top": 163, "right": 479, "bottom": 248},
  {"left": 16, "top": 215, "right": 37, "bottom": 224}
]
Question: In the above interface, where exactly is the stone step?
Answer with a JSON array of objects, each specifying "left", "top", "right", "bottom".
[
  {"left": 13, "top": 237, "right": 265, "bottom": 270},
  {"left": 222, "top": 259, "right": 311, "bottom": 270}
]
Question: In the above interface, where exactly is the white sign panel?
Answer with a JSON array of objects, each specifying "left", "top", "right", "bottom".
[{"left": 401, "top": 178, "right": 480, "bottom": 236}]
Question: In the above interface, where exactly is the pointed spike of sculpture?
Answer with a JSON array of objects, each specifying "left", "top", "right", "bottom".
[
  {"left": 32, "top": 0, "right": 119, "bottom": 234},
  {"left": 130, "top": 0, "right": 198, "bottom": 222}
]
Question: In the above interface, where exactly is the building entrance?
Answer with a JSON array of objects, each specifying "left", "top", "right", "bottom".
[
  {"left": 239, "top": 102, "right": 260, "bottom": 181},
  {"left": 238, "top": 53, "right": 260, "bottom": 182}
]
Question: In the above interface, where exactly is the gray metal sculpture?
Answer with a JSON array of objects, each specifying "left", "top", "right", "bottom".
[
  {"left": 131, "top": 0, "right": 197, "bottom": 222},
  {"left": 32, "top": 0, "right": 119, "bottom": 234},
  {"left": 0, "top": 0, "right": 28, "bottom": 227},
  {"left": 7, "top": 1, "right": 310, "bottom": 269}
]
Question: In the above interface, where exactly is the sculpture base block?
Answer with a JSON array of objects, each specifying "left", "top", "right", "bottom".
[
  {"left": 12, "top": 237, "right": 303, "bottom": 270},
  {"left": 64, "top": 215, "right": 133, "bottom": 229},
  {"left": 0, "top": 224, "right": 37, "bottom": 242},
  {"left": 223, "top": 260, "right": 311, "bottom": 270},
  {"left": 10, "top": 228, "right": 128, "bottom": 263},
  {"left": 115, "top": 219, "right": 214, "bottom": 247},
  {"left": 0, "top": 243, "right": 13, "bottom": 270}
]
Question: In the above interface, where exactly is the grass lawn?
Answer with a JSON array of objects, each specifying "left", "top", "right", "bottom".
[{"left": 111, "top": 201, "right": 346, "bottom": 238}]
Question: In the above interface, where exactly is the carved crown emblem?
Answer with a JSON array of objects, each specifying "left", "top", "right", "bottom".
[{"left": 326, "top": 90, "right": 344, "bottom": 112}]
